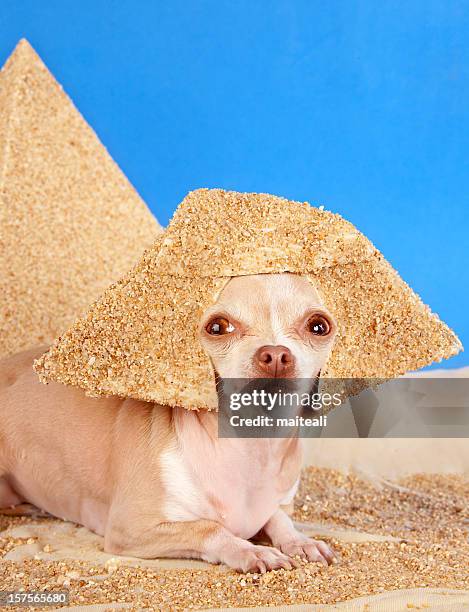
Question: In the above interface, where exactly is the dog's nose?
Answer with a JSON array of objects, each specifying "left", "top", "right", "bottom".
[{"left": 254, "top": 345, "right": 295, "bottom": 377}]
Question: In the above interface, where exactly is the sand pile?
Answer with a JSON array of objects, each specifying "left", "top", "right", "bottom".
[
  {"left": 0, "top": 39, "right": 162, "bottom": 359},
  {"left": 1, "top": 466, "right": 468, "bottom": 610}
]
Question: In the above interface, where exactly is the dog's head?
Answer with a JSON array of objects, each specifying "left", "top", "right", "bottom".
[{"left": 199, "top": 273, "right": 336, "bottom": 380}]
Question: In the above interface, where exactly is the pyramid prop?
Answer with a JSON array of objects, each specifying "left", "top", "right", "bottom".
[
  {"left": 35, "top": 189, "right": 462, "bottom": 410},
  {"left": 0, "top": 39, "right": 162, "bottom": 359}
]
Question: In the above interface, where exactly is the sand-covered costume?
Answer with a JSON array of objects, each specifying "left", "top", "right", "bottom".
[{"left": 35, "top": 189, "right": 461, "bottom": 408}]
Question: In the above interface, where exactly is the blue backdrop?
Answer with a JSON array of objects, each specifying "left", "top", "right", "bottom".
[{"left": 1, "top": 1, "right": 467, "bottom": 367}]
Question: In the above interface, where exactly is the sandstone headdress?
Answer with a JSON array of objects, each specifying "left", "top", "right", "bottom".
[{"left": 35, "top": 189, "right": 462, "bottom": 409}]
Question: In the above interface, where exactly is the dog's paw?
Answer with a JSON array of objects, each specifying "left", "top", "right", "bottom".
[
  {"left": 277, "top": 536, "right": 336, "bottom": 565},
  {"left": 224, "top": 543, "right": 300, "bottom": 573}
]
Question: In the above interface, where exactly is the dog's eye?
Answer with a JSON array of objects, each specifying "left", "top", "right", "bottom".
[
  {"left": 307, "top": 314, "right": 331, "bottom": 336},
  {"left": 206, "top": 317, "right": 235, "bottom": 336}
]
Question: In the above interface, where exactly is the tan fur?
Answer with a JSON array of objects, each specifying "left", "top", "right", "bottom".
[{"left": 0, "top": 275, "right": 336, "bottom": 572}]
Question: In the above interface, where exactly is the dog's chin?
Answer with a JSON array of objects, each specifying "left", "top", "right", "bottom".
[
  {"left": 247, "top": 370, "right": 298, "bottom": 380},
  {"left": 243, "top": 367, "right": 322, "bottom": 381},
  {"left": 242, "top": 371, "right": 321, "bottom": 397},
  {"left": 214, "top": 367, "right": 321, "bottom": 382}
]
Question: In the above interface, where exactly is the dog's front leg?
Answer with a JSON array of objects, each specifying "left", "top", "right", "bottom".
[
  {"left": 105, "top": 518, "right": 297, "bottom": 573},
  {"left": 262, "top": 509, "right": 336, "bottom": 565}
]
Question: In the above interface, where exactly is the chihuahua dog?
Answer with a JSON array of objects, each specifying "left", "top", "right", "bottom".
[{"left": 0, "top": 273, "right": 337, "bottom": 573}]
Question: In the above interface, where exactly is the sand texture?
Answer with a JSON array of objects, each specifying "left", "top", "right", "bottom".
[
  {"left": 35, "top": 189, "right": 461, "bottom": 409},
  {"left": 1, "top": 460, "right": 468, "bottom": 611},
  {"left": 0, "top": 39, "right": 162, "bottom": 359}
]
